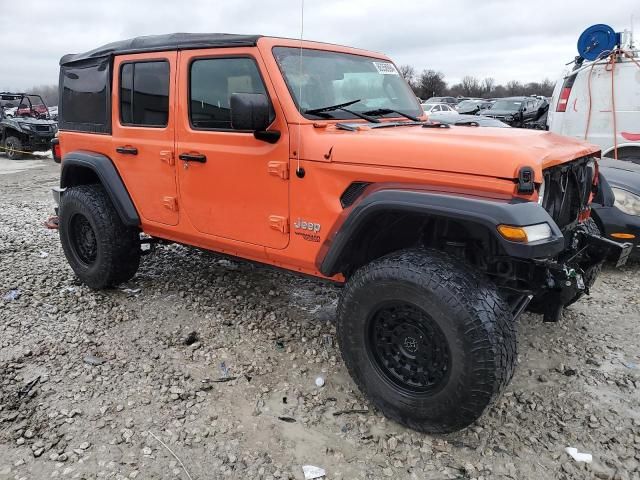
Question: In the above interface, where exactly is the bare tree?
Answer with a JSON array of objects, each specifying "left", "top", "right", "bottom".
[
  {"left": 417, "top": 70, "right": 447, "bottom": 99},
  {"left": 459, "top": 76, "right": 482, "bottom": 97},
  {"left": 505, "top": 80, "right": 523, "bottom": 96},
  {"left": 397, "top": 64, "right": 417, "bottom": 91},
  {"left": 482, "top": 77, "right": 495, "bottom": 96}
]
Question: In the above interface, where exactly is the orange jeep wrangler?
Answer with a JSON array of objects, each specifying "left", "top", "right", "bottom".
[{"left": 53, "top": 33, "right": 631, "bottom": 433}]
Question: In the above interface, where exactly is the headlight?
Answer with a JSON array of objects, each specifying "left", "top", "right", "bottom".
[
  {"left": 497, "top": 222, "right": 553, "bottom": 243},
  {"left": 537, "top": 179, "right": 545, "bottom": 205},
  {"left": 21, "top": 123, "right": 32, "bottom": 131},
  {"left": 612, "top": 187, "right": 640, "bottom": 216}
]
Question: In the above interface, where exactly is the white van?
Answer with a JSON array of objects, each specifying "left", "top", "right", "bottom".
[{"left": 547, "top": 31, "right": 640, "bottom": 161}]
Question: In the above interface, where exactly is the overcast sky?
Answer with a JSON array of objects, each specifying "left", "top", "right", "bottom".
[{"left": 0, "top": 0, "right": 638, "bottom": 91}]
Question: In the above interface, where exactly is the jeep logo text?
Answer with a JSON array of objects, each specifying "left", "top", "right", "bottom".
[{"left": 294, "top": 218, "right": 321, "bottom": 233}]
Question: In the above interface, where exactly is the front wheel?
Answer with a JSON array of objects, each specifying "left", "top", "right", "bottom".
[
  {"left": 337, "top": 249, "right": 516, "bottom": 433},
  {"left": 4, "top": 136, "right": 24, "bottom": 160}
]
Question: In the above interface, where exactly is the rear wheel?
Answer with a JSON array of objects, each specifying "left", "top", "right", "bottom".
[
  {"left": 59, "top": 184, "right": 140, "bottom": 288},
  {"left": 337, "top": 249, "right": 516, "bottom": 433},
  {"left": 4, "top": 136, "right": 24, "bottom": 160}
]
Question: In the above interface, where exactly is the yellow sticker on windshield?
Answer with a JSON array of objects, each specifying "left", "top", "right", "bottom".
[{"left": 372, "top": 62, "right": 399, "bottom": 75}]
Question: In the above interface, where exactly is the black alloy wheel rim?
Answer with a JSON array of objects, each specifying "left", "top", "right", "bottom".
[
  {"left": 367, "top": 302, "right": 451, "bottom": 394},
  {"left": 70, "top": 214, "right": 97, "bottom": 265}
]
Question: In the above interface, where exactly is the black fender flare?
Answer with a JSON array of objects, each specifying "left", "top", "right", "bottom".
[
  {"left": 60, "top": 150, "right": 140, "bottom": 227},
  {"left": 318, "top": 189, "right": 565, "bottom": 277}
]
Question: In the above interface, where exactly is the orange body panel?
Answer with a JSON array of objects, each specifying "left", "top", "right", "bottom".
[{"left": 59, "top": 36, "right": 601, "bottom": 282}]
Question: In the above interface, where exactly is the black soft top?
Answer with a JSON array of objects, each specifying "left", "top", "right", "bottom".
[{"left": 60, "top": 33, "right": 262, "bottom": 65}]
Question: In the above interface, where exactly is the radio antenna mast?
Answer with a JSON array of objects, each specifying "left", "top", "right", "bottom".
[{"left": 296, "top": 0, "right": 305, "bottom": 177}]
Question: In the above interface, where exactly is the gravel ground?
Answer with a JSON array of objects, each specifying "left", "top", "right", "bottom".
[{"left": 1, "top": 156, "right": 639, "bottom": 480}]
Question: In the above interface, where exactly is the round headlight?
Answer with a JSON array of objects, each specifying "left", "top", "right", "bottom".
[{"left": 612, "top": 187, "right": 640, "bottom": 216}]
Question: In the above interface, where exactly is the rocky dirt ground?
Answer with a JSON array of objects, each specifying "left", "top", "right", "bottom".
[{"left": 0, "top": 156, "right": 639, "bottom": 480}]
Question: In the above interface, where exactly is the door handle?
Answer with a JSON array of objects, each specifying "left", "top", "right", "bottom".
[
  {"left": 178, "top": 152, "right": 207, "bottom": 163},
  {"left": 116, "top": 146, "right": 138, "bottom": 155}
]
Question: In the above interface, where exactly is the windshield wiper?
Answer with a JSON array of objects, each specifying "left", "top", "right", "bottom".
[
  {"left": 304, "top": 99, "right": 381, "bottom": 123},
  {"left": 362, "top": 108, "right": 422, "bottom": 122}
]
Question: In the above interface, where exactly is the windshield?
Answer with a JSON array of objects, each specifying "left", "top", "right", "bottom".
[
  {"left": 273, "top": 47, "right": 422, "bottom": 120},
  {"left": 490, "top": 100, "right": 522, "bottom": 111}
]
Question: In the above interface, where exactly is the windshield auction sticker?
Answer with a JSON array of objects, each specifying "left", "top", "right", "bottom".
[{"left": 372, "top": 62, "right": 399, "bottom": 75}]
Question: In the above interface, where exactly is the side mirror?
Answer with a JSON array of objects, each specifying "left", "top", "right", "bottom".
[{"left": 230, "top": 93, "right": 271, "bottom": 131}]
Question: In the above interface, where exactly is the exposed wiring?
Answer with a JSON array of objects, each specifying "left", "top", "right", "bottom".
[
  {"left": 606, "top": 51, "right": 618, "bottom": 159},
  {"left": 583, "top": 61, "right": 597, "bottom": 143}
]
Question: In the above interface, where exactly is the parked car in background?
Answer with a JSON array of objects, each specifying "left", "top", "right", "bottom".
[
  {"left": 15, "top": 95, "right": 50, "bottom": 118},
  {"left": 48, "top": 106, "right": 58, "bottom": 121},
  {"left": 479, "top": 96, "right": 540, "bottom": 127},
  {"left": 2, "top": 106, "right": 17, "bottom": 118},
  {"left": 424, "top": 96, "right": 458, "bottom": 106},
  {"left": 0, "top": 93, "right": 58, "bottom": 159},
  {"left": 547, "top": 31, "right": 639, "bottom": 162},
  {"left": 426, "top": 112, "right": 509, "bottom": 127},
  {"left": 421, "top": 102, "right": 457, "bottom": 115},
  {"left": 592, "top": 158, "right": 640, "bottom": 256},
  {"left": 455, "top": 99, "right": 493, "bottom": 115}
]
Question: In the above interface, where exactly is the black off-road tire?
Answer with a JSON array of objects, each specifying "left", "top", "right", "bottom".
[
  {"left": 59, "top": 184, "right": 140, "bottom": 289},
  {"left": 337, "top": 249, "right": 516, "bottom": 433},
  {"left": 4, "top": 136, "right": 24, "bottom": 160},
  {"left": 528, "top": 218, "right": 604, "bottom": 313}
]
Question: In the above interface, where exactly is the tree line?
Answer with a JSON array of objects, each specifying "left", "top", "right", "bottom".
[{"left": 397, "top": 66, "right": 555, "bottom": 100}]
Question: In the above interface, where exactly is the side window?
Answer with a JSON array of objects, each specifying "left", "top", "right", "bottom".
[
  {"left": 120, "top": 61, "right": 170, "bottom": 127},
  {"left": 189, "top": 57, "right": 270, "bottom": 130}
]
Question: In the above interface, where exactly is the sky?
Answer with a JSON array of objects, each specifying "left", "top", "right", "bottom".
[{"left": 0, "top": 0, "right": 638, "bottom": 91}]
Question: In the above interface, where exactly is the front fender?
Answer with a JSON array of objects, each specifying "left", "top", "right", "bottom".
[{"left": 318, "top": 188, "right": 565, "bottom": 276}]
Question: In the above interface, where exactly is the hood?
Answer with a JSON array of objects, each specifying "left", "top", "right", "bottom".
[
  {"left": 300, "top": 122, "right": 600, "bottom": 180},
  {"left": 457, "top": 107, "right": 480, "bottom": 113},
  {"left": 16, "top": 117, "right": 57, "bottom": 126},
  {"left": 599, "top": 159, "right": 640, "bottom": 193},
  {"left": 481, "top": 109, "right": 516, "bottom": 117}
]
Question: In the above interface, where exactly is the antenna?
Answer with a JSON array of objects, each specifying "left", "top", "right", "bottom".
[{"left": 295, "top": 0, "right": 305, "bottom": 178}]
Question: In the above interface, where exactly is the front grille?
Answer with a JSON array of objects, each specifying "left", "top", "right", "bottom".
[
  {"left": 541, "top": 156, "right": 594, "bottom": 230},
  {"left": 34, "top": 125, "right": 50, "bottom": 132}
]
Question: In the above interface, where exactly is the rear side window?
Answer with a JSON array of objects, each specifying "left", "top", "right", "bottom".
[
  {"left": 59, "top": 59, "right": 110, "bottom": 133},
  {"left": 189, "top": 57, "right": 270, "bottom": 130},
  {"left": 120, "top": 61, "right": 170, "bottom": 127}
]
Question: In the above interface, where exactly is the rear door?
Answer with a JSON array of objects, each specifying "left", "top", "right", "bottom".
[
  {"left": 111, "top": 52, "right": 179, "bottom": 226},
  {"left": 174, "top": 49, "right": 290, "bottom": 249}
]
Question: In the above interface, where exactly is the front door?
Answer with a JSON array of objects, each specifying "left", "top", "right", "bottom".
[
  {"left": 175, "top": 49, "right": 290, "bottom": 249},
  {"left": 111, "top": 52, "right": 179, "bottom": 225}
]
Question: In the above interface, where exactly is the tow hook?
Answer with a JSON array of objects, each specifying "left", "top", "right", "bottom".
[{"left": 542, "top": 265, "right": 584, "bottom": 323}]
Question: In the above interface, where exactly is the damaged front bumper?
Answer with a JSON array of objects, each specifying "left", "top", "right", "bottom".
[{"left": 535, "top": 222, "right": 632, "bottom": 322}]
